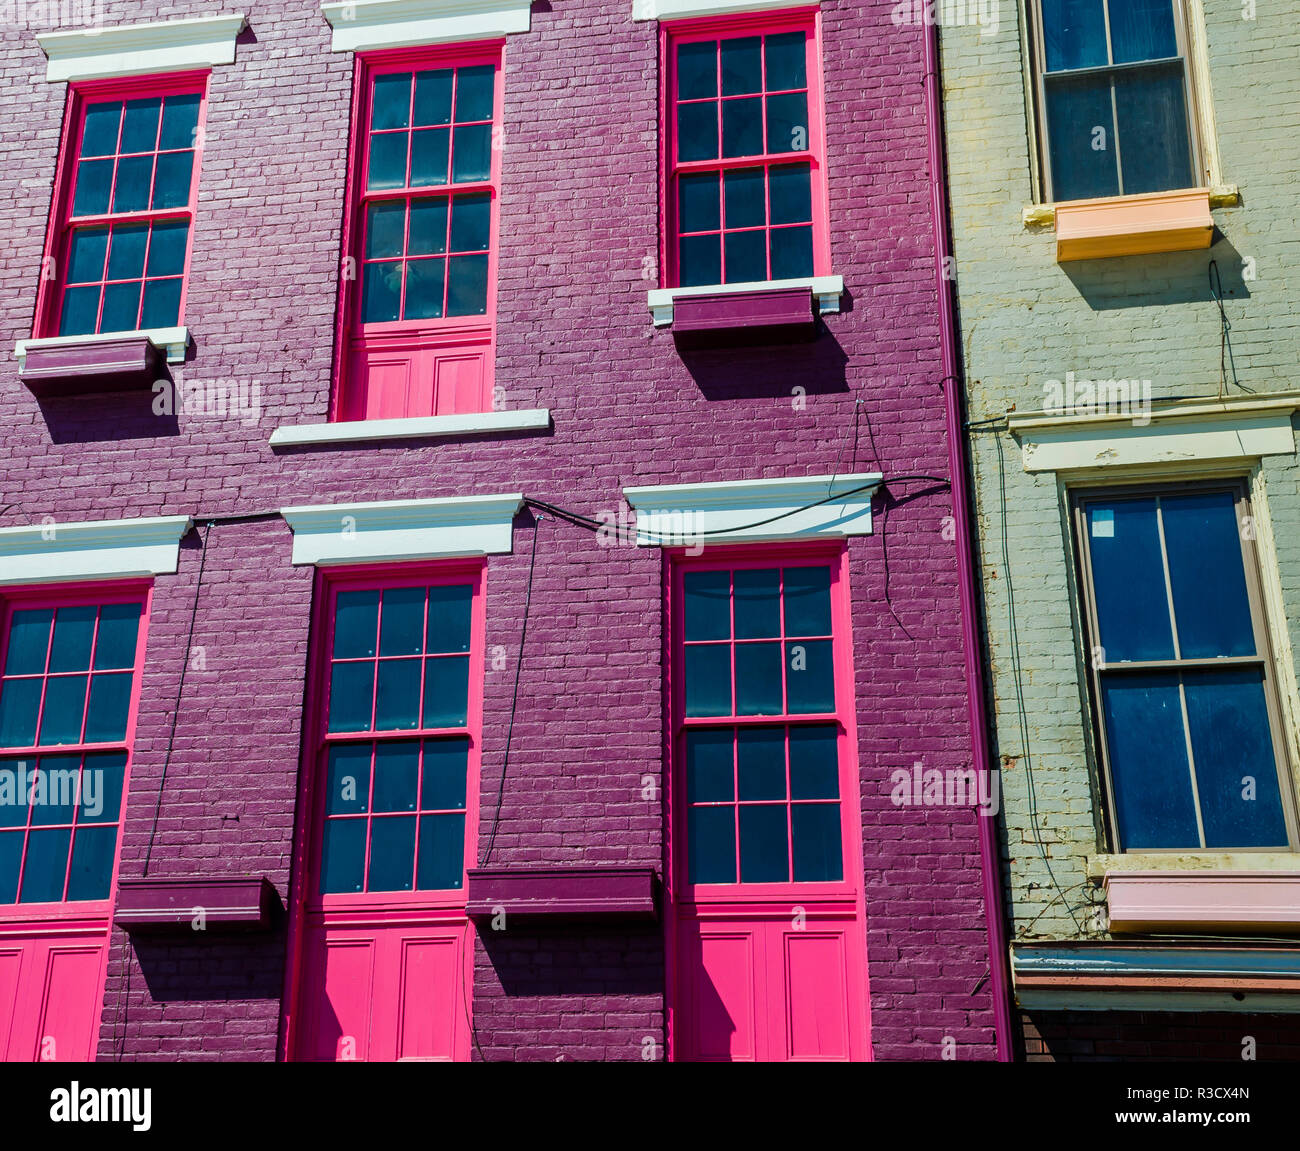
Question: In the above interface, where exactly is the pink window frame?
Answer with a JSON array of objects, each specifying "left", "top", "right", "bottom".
[
  {"left": 659, "top": 8, "right": 830, "bottom": 290},
  {"left": 330, "top": 43, "right": 504, "bottom": 421},
  {"left": 0, "top": 580, "right": 151, "bottom": 926},
  {"left": 294, "top": 561, "right": 486, "bottom": 916},
  {"left": 666, "top": 542, "right": 862, "bottom": 905},
  {"left": 33, "top": 71, "right": 209, "bottom": 341}
]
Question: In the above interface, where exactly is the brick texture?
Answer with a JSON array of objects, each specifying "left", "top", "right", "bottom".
[{"left": 0, "top": 0, "right": 996, "bottom": 1060}]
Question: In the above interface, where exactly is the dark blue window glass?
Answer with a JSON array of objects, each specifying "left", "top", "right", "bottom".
[
  {"left": 67, "top": 228, "right": 108, "bottom": 285},
  {"left": 720, "top": 37, "right": 761, "bottom": 95},
  {"left": 739, "top": 804, "right": 788, "bottom": 882},
  {"left": 30, "top": 754, "right": 79, "bottom": 825},
  {"left": 372, "top": 74, "right": 412, "bottom": 131},
  {"left": 724, "top": 229, "right": 766, "bottom": 283},
  {"left": 1101, "top": 673, "right": 1199, "bottom": 849},
  {"left": 0, "top": 759, "right": 28, "bottom": 827},
  {"left": 375, "top": 660, "right": 421, "bottom": 730},
  {"left": 414, "top": 69, "right": 453, "bottom": 126},
  {"left": 38, "top": 676, "right": 88, "bottom": 745},
  {"left": 688, "top": 805, "right": 735, "bottom": 883},
  {"left": 93, "top": 603, "right": 140, "bottom": 670},
  {"left": 1113, "top": 65, "right": 1192, "bottom": 195},
  {"left": 379, "top": 588, "right": 426, "bottom": 657},
  {"left": 790, "top": 724, "right": 839, "bottom": 800},
  {"left": 1185, "top": 669, "right": 1288, "bottom": 848},
  {"left": 786, "top": 639, "right": 834, "bottom": 714},
  {"left": 320, "top": 818, "right": 366, "bottom": 893},
  {"left": 454, "top": 65, "right": 495, "bottom": 122},
  {"left": 765, "top": 92, "right": 808, "bottom": 155},
  {"left": 81, "top": 102, "right": 122, "bottom": 157},
  {"left": 67, "top": 826, "right": 117, "bottom": 901},
  {"left": 684, "top": 573, "right": 730, "bottom": 641},
  {"left": 427, "top": 585, "right": 473, "bottom": 653},
  {"left": 417, "top": 813, "right": 465, "bottom": 889},
  {"left": 737, "top": 727, "right": 785, "bottom": 801},
  {"left": 81, "top": 752, "right": 127, "bottom": 823},
  {"left": 685, "top": 644, "right": 732, "bottom": 716},
  {"left": 367, "top": 132, "right": 408, "bottom": 191},
  {"left": 735, "top": 642, "right": 782, "bottom": 715},
  {"left": 422, "top": 656, "right": 469, "bottom": 728},
  {"left": 20, "top": 828, "right": 71, "bottom": 903},
  {"left": 769, "top": 164, "right": 812, "bottom": 226},
  {"left": 722, "top": 168, "right": 764, "bottom": 230},
  {"left": 721, "top": 97, "right": 761, "bottom": 158},
  {"left": 765, "top": 32, "right": 807, "bottom": 91},
  {"left": 371, "top": 740, "right": 419, "bottom": 811},
  {"left": 679, "top": 234, "right": 721, "bottom": 287},
  {"left": 5, "top": 609, "right": 53, "bottom": 675},
  {"left": 84, "top": 673, "right": 132, "bottom": 743},
  {"left": 408, "top": 197, "right": 448, "bottom": 256},
  {"left": 334, "top": 591, "right": 379, "bottom": 659},
  {"left": 783, "top": 566, "right": 831, "bottom": 636},
  {"left": 1108, "top": 0, "right": 1178, "bottom": 64},
  {"left": 677, "top": 42, "right": 717, "bottom": 100},
  {"left": 792, "top": 804, "right": 842, "bottom": 881},
  {"left": 404, "top": 258, "right": 445, "bottom": 320},
  {"left": 146, "top": 220, "right": 189, "bottom": 276},
  {"left": 1040, "top": 0, "right": 1108, "bottom": 71},
  {"left": 680, "top": 172, "right": 721, "bottom": 234},
  {"left": 734, "top": 569, "right": 780, "bottom": 638},
  {"left": 686, "top": 729, "right": 734, "bottom": 803},
  {"left": 0, "top": 830, "right": 21, "bottom": 902},
  {"left": 325, "top": 744, "right": 371, "bottom": 814},
  {"left": 1045, "top": 74, "right": 1120, "bottom": 202},
  {"left": 677, "top": 101, "right": 718, "bottom": 162},
  {"left": 410, "top": 127, "right": 450, "bottom": 186},
  {"left": 328, "top": 662, "right": 374, "bottom": 733},
  {"left": 49, "top": 606, "right": 95, "bottom": 673},
  {"left": 0, "top": 678, "right": 42, "bottom": 747},
  {"left": 160, "top": 93, "right": 200, "bottom": 150},
  {"left": 450, "top": 124, "right": 491, "bottom": 183},
  {"left": 1160, "top": 491, "right": 1254, "bottom": 658},
  {"left": 1087, "top": 499, "right": 1174, "bottom": 662},
  {"left": 367, "top": 816, "right": 416, "bottom": 891},
  {"left": 421, "top": 738, "right": 468, "bottom": 810}
]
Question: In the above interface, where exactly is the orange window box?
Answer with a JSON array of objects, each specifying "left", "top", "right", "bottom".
[{"left": 1055, "top": 188, "right": 1213, "bottom": 262}]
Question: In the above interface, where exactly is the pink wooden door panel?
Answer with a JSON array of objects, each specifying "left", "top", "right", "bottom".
[
  {"left": 682, "top": 927, "right": 760, "bottom": 1062},
  {"left": 780, "top": 929, "right": 853, "bottom": 1061},
  {"left": 345, "top": 339, "right": 489, "bottom": 421},
  {"left": 299, "top": 930, "right": 376, "bottom": 1062},
  {"left": 1, "top": 932, "right": 108, "bottom": 1062},
  {"left": 395, "top": 931, "right": 464, "bottom": 1061},
  {"left": 0, "top": 945, "right": 22, "bottom": 1058}
]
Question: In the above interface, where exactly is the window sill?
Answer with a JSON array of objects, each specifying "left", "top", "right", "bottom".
[
  {"left": 1104, "top": 870, "right": 1300, "bottom": 934},
  {"left": 269, "top": 407, "right": 551, "bottom": 448},
  {"left": 1021, "top": 183, "right": 1239, "bottom": 230},
  {"left": 647, "top": 275, "right": 844, "bottom": 329}
]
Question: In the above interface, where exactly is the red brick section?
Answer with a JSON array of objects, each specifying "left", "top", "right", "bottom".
[
  {"left": 1022, "top": 1012, "right": 1300, "bottom": 1062},
  {"left": 0, "top": 0, "right": 996, "bottom": 1060}
]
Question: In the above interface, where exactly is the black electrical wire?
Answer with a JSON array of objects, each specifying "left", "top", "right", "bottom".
[
  {"left": 992, "top": 432, "right": 1085, "bottom": 932},
  {"left": 1208, "top": 258, "right": 1249, "bottom": 397},
  {"left": 142, "top": 521, "right": 212, "bottom": 877},
  {"left": 482, "top": 513, "right": 543, "bottom": 865}
]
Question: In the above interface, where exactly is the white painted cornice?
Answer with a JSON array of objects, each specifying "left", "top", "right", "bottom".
[
  {"left": 281, "top": 494, "right": 523, "bottom": 565},
  {"left": 321, "top": 0, "right": 531, "bottom": 52},
  {"left": 1008, "top": 391, "right": 1300, "bottom": 473},
  {"left": 15, "top": 327, "right": 190, "bottom": 370},
  {"left": 0, "top": 515, "right": 192, "bottom": 584},
  {"left": 37, "top": 14, "right": 246, "bottom": 83},
  {"left": 633, "top": 0, "right": 817, "bottom": 21},
  {"left": 622, "top": 472, "right": 880, "bottom": 545}
]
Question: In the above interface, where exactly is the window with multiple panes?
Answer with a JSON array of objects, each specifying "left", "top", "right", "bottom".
[
  {"left": 0, "top": 595, "right": 144, "bottom": 905},
  {"left": 675, "top": 554, "right": 851, "bottom": 886},
  {"left": 1073, "top": 483, "right": 1296, "bottom": 851},
  {"left": 41, "top": 76, "right": 205, "bottom": 339},
  {"left": 316, "top": 575, "right": 479, "bottom": 896},
  {"left": 336, "top": 49, "right": 501, "bottom": 422},
  {"left": 667, "top": 13, "right": 827, "bottom": 289},
  {"left": 1031, "top": 0, "right": 1201, "bottom": 202}
]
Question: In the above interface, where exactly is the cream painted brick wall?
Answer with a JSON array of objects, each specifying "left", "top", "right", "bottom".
[{"left": 940, "top": 1, "right": 1300, "bottom": 941}]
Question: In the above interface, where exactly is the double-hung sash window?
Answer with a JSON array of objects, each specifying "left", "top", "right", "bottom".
[
  {"left": 667, "top": 14, "right": 827, "bottom": 289},
  {"left": 0, "top": 594, "right": 145, "bottom": 906},
  {"left": 42, "top": 76, "right": 205, "bottom": 339},
  {"left": 339, "top": 49, "right": 501, "bottom": 422},
  {"left": 1073, "top": 484, "right": 1296, "bottom": 852},
  {"left": 316, "top": 576, "right": 479, "bottom": 897},
  {"left": 676, "top": 555, "right": 850, "bottom": 888},
  {"left": 1032, "top": 0, "right": 1200, "bottom": 202}
]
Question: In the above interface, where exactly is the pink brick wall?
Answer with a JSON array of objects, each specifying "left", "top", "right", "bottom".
[{"left": 0, "top": 0, "right": 997, "bottom": 1060}]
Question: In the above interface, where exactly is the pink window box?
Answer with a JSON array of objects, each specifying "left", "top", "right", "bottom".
[
  {"left": 671, "top": 286, "right": 816, "bottom": 347},
  {"left": 19, "top": 335, "right": 162, "bottom": 396},
  {"left": 1105, "top": 870, "right": 1300, "bottom": 934},
  {"left": 465, "top": 865, "right": 660, "bottom": 922},
  {"left": 115, "top": 876, "right": 278, "bottom": 932}
]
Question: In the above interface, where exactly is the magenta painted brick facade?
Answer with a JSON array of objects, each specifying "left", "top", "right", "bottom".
[{"left": 0, "top": 0, "right": 997, "bottom": 1061}]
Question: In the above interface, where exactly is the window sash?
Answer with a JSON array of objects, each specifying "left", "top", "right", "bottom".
[
  {"left": 1072, "top": 483, "right": 1297, "bottom": 852},
  {"left": 1031, "top": 0, "right": 1202, "bottom": 200},
  {"left": 666, "top": 13, "right": 826, "bottom": 289},
  {"left": 43, "top": 78, "right": 205, "bottom": 339}
]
